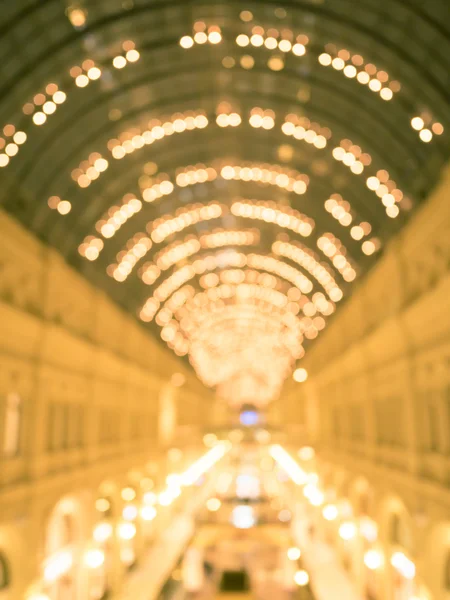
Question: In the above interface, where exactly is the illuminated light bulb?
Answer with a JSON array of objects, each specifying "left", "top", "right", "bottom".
[
  {"left": 322, "top": 504, "right": 338, "bottom": 521},
  {"left": 357, "top": 71, "right": 370, "bottom": 84},
  {"left": 122, "top": 505, "right": 138, "bottom": 521},
  {"left": 250, "top": 34, "right": 264, "bottom": 47},
  {"left": 362, "top": 240, "right": 376, "bottom": 255},
  {"left": 194, "top": 31, "right": 208, "bottom": 44},
  {"left": 343, "top": 64, "right": 357, "bottom": 78},
  {"left": 118, "top": 522, "right": 136, "bottom": 540},
  {"left": 366, "top": 176, "right": 380, "bottom": 191},
  {"left": 121, "top": 487, "right": 136, "bottom": 502},
  {"left": 268, "top": 56, "right": 284, "bottom": 71},
  {"left": 180, "top": 36, "right": 194, "bottom": 48},
  {"left": 0, "top": 154, "right": 9, "bottom": 167},
  {"left": 432, "top": 122, "right": 444, "bottom": 135},
  {"left": 368, "top": 78, "right": 382, "bottom": 92},
  {"left": 206, "top": 497, "right": 221, "bottom": 511},
  {"left": 229, "top": 113, "right": 241, "bottom": 126},
  {"left": 33, "top": 111, "right": 47, "bottom": 125},
  {"left": 125, "top": 49, "right": 139, "bottom": 62},
  {"left": 265, "top": 37, "right": 278, "bottom": 49},
  {"left": 318, "top": 53, "right": 332, "bottom": 66},
  {"left": 53, "top": 90, "right": 66, "bottom": 104},
  {"left": 386, "top": 204, "right": 400, "bottom": 218},
  {"left": 278, "top": 39, "right": 292, "bottom": 52},
  {"left": 95, "top": 498, "right": 110, "bottom": 512},
  {"left": 332, "top": 57, "right": 345, "bottom": 70},
  {"left": 143, "top": 491, "right": 157, "bottom": 505},
  {"left": 292, "top": 43, "right": 306, "bottom": 56},
  {"left": 339, "top": 522, "right": 357, "bottom": 540},
  {"left": 298, "top": 446, "right": 315, "bottom": 461},
  {"left": 5, "top": 143, "right": 18, "bottom": 156},
  {"left": 419, "top": 128, "right": 432, "bottom": 143},
  {"left": 236, "top": 34, "right": 250, "bottom": 47},
  {"left": 141, "top": 506, "right": 157, "bottom": 521},
  {"left": 13, "top": 131, "right": 27, "bottom": 145},
  {"left": 113, "top": 55, "right": 127, "bottom": 69},
  {"left": 287, "top": 547, "right": 301, "bottom": 560},
  {"left": 75, "top": 74, "right": 89, "bottom": 87},
  {"left": 93, "top": 522, "right": 113, "bottom": 543},
  {"left": 293, "top": 367, "right": 308, "bottom": 382},
  {"left": 380, "top": 87, "right": 393, "bottom": 100},
  {"left": 208, "top": 31, "right": 222, "bottom": 44},
  {"left": 84, "top": 549, "right": 105, "bottom": 569},
  {"left": 411, "top": 116, "right": 424, "bottom": 131},
  {"left": 364, "top": 549, "right": 383, "bottom": 570},
  {"left": 351, "top": 225, "right": 364, "bottom": 240},
  {"left": 87, "top": 66, "right": 101, "bottom": 80},
  {"left": 68, "top": 7, "right": 86, "bottom": 27},
  {"left": 85, "top": 246, "right": 99, "bottom": 261},
  {"left": 294, "top": 570, "right": 309, "bottom": 586},
  {"left": 57, "top": 200, "right": 71, "bottom": 215}
]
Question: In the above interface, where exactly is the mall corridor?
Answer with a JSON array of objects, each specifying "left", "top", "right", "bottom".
[{"left": 0, "top": 1, "right": 450, "bottom": 599}]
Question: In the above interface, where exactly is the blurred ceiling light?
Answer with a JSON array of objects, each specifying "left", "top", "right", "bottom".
[{"left": 293, "top": 368, "right": 308, "bottom": 382}]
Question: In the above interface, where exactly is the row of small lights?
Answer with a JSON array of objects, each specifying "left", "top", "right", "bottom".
[
  {"left": 103, "top": 200, "right": 346, "bottom": 308},
  {"left": 3, "top": 10, "right": 445, "bottom": 180},
  {"left": 318, "top": 48, "right": 398, "bottom": 101},
  {"left": 70, "top": 41, "right": 140, "bottom": 89},
  {"left": 410, "top": 115, "right": 444, "bottom": 143},
  {"left": 54, "top": 104, "right": 405, "bottom": 224},
  {"left": 332, "top": 139, "right": 372, "bottom": 175},
  {"left": 366, "top": 169, "right": 407, "bottom": 219},
  {"left": 31, "top": 441, "right": 229, "bottom": 599},
  {"left": 109, "top": 196, "right": 319, "bottom": 286},
  {"left": 281, "top": 115, "right": 331, "bottom": 149},
  {"left": 272, "top": 446, "right": 419, "bottom": 586},
  {"left": 317, "top": 233, "right": 357, "bottom": 282},
  {"left": 324, "top": 194, "right": 376, "bottom": 250},
  {"left": 272, "top": 239, "right": 343, "bottom": 302}
]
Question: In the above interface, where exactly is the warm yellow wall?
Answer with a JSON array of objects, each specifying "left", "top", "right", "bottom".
[
  {"left": 0, "top": 209, "right": 213, "bottom": 599},
  {"left": 278, "top": 165, "right": 450, "bottom": 599}
]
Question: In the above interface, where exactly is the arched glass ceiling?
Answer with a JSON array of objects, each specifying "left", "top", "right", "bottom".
[{"left": 1, "top": 0, "right": 449, "bottom": 405}]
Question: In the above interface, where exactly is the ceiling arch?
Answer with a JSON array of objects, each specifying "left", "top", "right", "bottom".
[{"left": 1, "top": 0, "right": 449, "bottom": 406}]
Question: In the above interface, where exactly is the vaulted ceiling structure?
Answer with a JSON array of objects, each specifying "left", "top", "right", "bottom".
[{"left": 1, "top": 0, "right": 449, "bottom": 406}]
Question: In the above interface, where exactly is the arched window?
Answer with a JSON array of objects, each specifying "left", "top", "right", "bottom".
[
  {"left": 0, "top": 553, "right": 10, "bottom": 589},
  {"left": 3, "top": 393, "right": 22, "bottom": 457},
  {"left": 445, "top": 551, "right": 450, "bottom": 590},
  {"left": 390, "top": 513, "right": 401, "bottom": 545}
]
